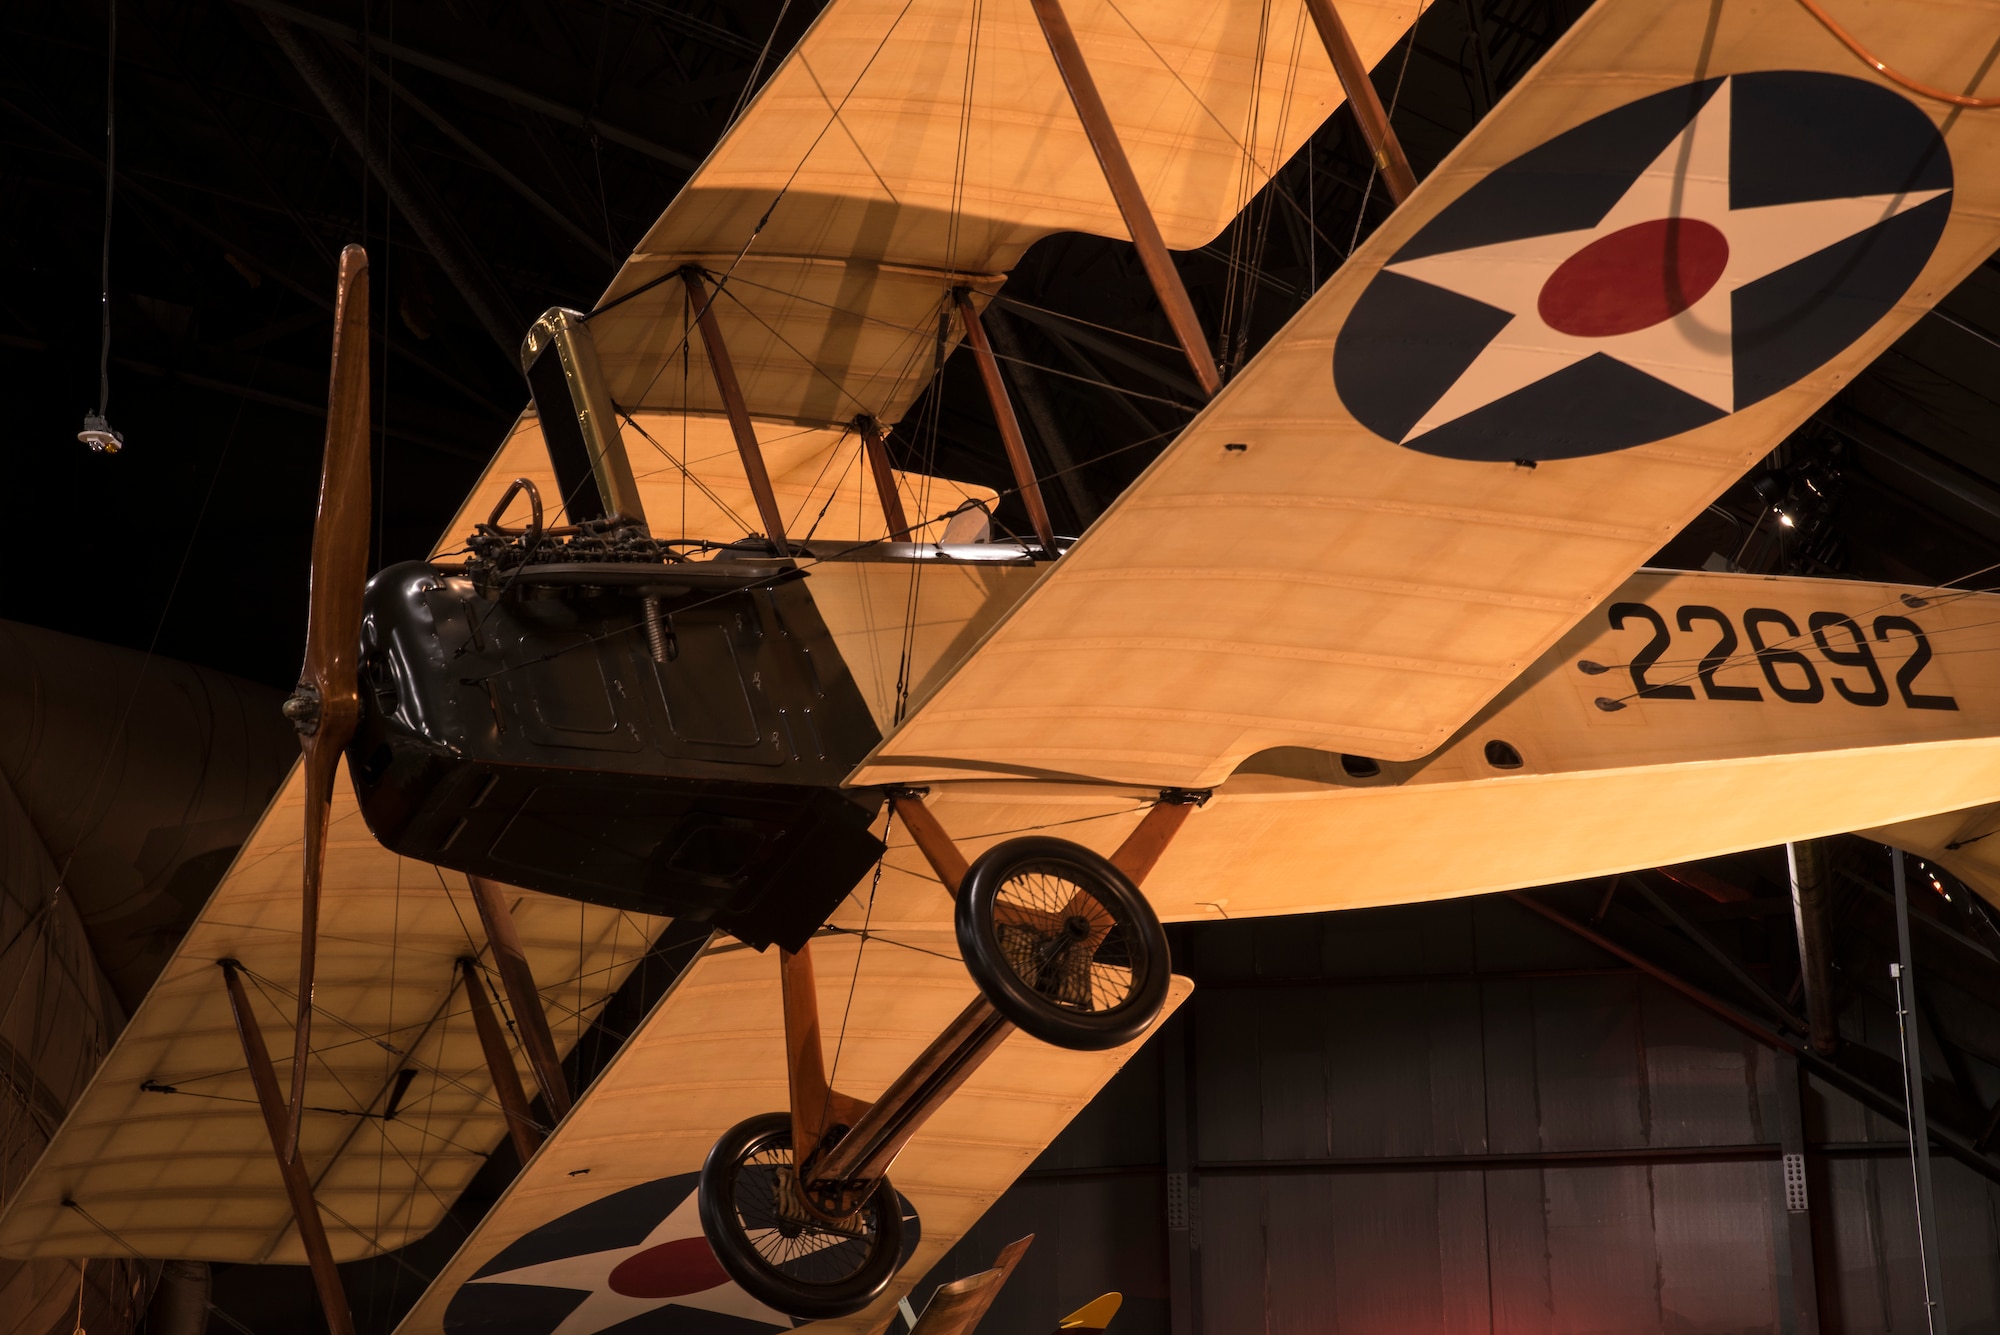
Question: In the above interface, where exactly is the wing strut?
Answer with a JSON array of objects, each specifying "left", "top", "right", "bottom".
[
  {"left": 468, "top": 876, "right": 573, "bottom": 1119},
  {"left": 459, "top": 957, "right": 547, "bottom": 1164},
  {"left": 888, "top": 789, "right": 971, "bottom": 894},
  {"left": 778, "top": 789, "right": 1201, "bottom": 1200},
  {"left": 954, "top": 289, "right": 1058, "bottom": 554},
  {"left": 219, "top": 960, "right": 356, "bottom": 1335},
  {"left": 1029, "top": 0, "right": 1221, "bottom": 398},
  {"left": 855, "top": 415, "right": 913, "bottom": 539},
  {"left": 681, "top": 266, "right": 792, "bottom": 556},
  {"left": 1303, "top": 0, "right": 1417, "bottom": 203}
]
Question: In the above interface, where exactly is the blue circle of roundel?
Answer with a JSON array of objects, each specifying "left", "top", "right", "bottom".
[
  {"left": 441, "top": 1172, "right": 922, "bottom": 1335},
  {"left": 1332, "top": 71, "right": 1952, "bottom": 462}
]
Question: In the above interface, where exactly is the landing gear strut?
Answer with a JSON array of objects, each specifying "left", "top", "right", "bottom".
[{"left": 697, "top": 788, "right": 1204, "bottom": 1318}]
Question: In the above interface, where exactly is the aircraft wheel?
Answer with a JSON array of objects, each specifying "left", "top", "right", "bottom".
[
  {"left": 696, "top": 1111, "right": 903, "bottom": 1320},
  {"left": 955, "top": 836, "right": 1170, "bottom": 1051}
]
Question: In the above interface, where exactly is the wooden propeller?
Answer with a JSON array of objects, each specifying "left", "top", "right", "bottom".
[{"left": 279, "top": 244, "right": 371, "bottom": 1162}]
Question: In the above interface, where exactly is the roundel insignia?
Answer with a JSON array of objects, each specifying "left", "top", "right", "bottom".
[
  {"left": 1332, "top": 71, "right": 1953, "bottom": 462},
  {"left": 442, "top": 1172, "right": 922, "bottom": 1335}
]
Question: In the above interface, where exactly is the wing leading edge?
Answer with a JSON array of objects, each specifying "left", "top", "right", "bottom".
[{"left": 850, "top": 0, "right": 2000, "bottom": 789}]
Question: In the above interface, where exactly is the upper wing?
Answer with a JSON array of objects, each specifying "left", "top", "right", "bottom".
[
  {"left": 850, "top": 0, "right": 2000, "bottom": 789},
  {"left": 0, "top": 763, "right": 665, "bottom": 1264},
  {"left": 589, "top": 0, "right": 1406, "bottom": 426},
  {"left": 438, "top": 0, "right": 1418, "bottom": 543}
]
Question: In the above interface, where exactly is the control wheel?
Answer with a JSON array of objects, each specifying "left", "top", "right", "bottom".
[
  {"left": 955, "top": 836, "right": 1170, "bottom": 1050},
  {"left": 696, "top": 1112, "right": 904, "bottom": 1320}
]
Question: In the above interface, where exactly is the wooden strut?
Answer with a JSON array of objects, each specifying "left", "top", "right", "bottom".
[
  {"left": 1029, "top": 0, "right": 1223, "bottom": 399},
  {"left": 467, "top": 876, "right": 573, "bottom": 1119},
  {"left": 889, "top": 788, "right": 972, "bottom": 897},
  {"left": 891, "top": 783, "right": 1201, "bottom": 903},
  {"left": 781, "top": 944, "right": 875, "bottom": 1173},
  {"left": 1302, "top": 0, "right": 1417, "bottom": 204},
  {"left": 681, "top": 266, "right": 792, "bottom": 557},
  {"left": 854, "top": 415, "right": 912, "bottom": 540},
  {"left": 219, "top": 960, "right": 356, "bottom": 1335},
  {"left": 783, "top": 788, "right": 1204, "bottom": 1200},
  {"left": 459, "top": 958, "right": 546, "bottom": 1164},
  {"left": 953, "top": 290, "right": 1059, "bottom": 555}
]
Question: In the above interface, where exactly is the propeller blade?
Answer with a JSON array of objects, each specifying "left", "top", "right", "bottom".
[
  {"left": 281, "top": 244, "right": 371, "bottom": 1162},
  {"left": 1057, "top": 1294, "right": 1122, "bottom": 1331}
]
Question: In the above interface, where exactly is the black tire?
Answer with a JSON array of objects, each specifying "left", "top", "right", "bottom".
[
  {"left": 696, "top": 1112, "right": 904, "bottom": 1320},
  {"left": 955, "top": 835, "right": 1170, "bottom": 1050}
]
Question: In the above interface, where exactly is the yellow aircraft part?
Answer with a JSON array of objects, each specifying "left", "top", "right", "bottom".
[
  {"left": 0, "top": 766, "right": 666, "bottom": 1265},
  {"left": 846, "top": 569, "right": 2000, "bottom": 933},
  {"left": 1059, "top": 1292, "right": 1124, "bottom": 1329}
]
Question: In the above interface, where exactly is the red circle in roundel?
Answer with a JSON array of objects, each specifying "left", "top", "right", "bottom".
[
  {"left": 606, "top": 1236, "right": 734, "bottom": 1299},
  {"left": 1537, "top": 218, "right": 1729, "bottom": 338}
]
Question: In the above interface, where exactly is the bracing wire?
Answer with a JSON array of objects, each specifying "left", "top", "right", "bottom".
[
  {"left": 821, "top": 810, "right": 894, "bottom": 1144},
  {"left": 92, "top": 0, "right": 116, "bottom": 426},
  {"left": 724, "top": 0, "right": 798, "bottom": 131},
  {"left": 454, "top": 416, "right": 1188, "bottom": 688},
  {"left": 1793, "top": 0, "right": 2000, "bottom": 108}
]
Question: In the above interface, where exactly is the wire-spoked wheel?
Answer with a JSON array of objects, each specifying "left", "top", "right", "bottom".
[
  {"left": 955, "top": 836, "right": 1170, "bottom": 1050},
  {"left": 697, "top": 1112, "right": 904, "bottom": 1319}
]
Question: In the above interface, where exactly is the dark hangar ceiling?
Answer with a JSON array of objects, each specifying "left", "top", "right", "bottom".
[{"left": 4, "top": 0, "right": 2000, "bottom": 689}]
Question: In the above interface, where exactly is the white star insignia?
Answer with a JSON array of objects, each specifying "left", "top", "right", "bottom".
[
  {"left": 1385, "top": 76, "right": 1947, "bottom": 443},
  {"left": 467, "top": 1191, "right": 795, "bottom": 1335}
]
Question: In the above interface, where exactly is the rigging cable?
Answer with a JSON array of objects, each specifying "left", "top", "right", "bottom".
[
  {"left": 1793, "top": 0, "right": 2000, "bottom": 108},
  {"left": 1228, "top": 3, "right": 1313, "bottom": 374},
  {"left": 820, "top": 811, "right": 894, "bottom": 1148},
  {"left": 1100, "top": 0, "right": 1351, "bottom": 262},
  {"left": 1217, "top": 0, "right": 1274, "bottom": 372},
  {"left": 1350, "top": 0, "right": 1430, "bottom": 256},
  {"left": 78, "top": 0, "right": 121, "bottom": 452},
  {"left": 375, "top": 0, "right": 396, "bottom": 575},
  {"left": 995, "top": 294, "right": 1181, "bottom": 352},
  {"left": 43, "top": 261, "right": 290, "bottom": 910},
  {"left": 723, "top": 0, "right": 797, "bottom": 131},
  {"left": 712, "top": 272, "right": 1199, "bottom": 413},
  {"left": 613, "top": 0, "right": 921, "bottom": 409},
  {"left": 891, "top": 5, "right": 988, "bottom": 720}
]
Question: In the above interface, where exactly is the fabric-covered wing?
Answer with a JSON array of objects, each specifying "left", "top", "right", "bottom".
[
  {"left": 439, "top": 0, "right": 1417, "bottom": 544},
  {"left": 0, "top": 763, "right": 666, "bottom": 1264},
  {"left": 386, "top": 930, "right": 1189, "bottom": 1335},
  {"left": 850, "top": 0, "right": 2000, "bottom": 789},
  {"left": 1868, "top": 803, "right": 2000, "bottom": 913},
  {"left": 591, "top": 0, "right": 1407, "bottom": 427},
  {"left": 847, "top": 574, "right": 2000, "bottom": 926}
]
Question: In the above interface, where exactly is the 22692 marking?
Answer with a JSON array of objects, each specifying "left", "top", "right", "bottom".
[{"left": 1585, "top": 603, "right": 1958, "bottom": 713}]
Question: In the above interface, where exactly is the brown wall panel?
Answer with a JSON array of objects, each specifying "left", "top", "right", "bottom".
[{"left": 904, "top": 902, "right": 2000, "bottom": 1335}]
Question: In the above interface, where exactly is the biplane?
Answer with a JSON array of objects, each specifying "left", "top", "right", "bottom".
[{"left": 10, "top": 0, "right": 2000, "bottom": 1330}]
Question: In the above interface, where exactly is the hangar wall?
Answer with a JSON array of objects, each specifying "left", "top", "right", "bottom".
[{"left": 913, "top": 897, "right": 2000, "bottom": 1335}]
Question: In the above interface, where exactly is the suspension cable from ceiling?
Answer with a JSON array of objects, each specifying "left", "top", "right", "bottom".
[{"left": 78, "top": 0, "right": 122, "bottom": 453}]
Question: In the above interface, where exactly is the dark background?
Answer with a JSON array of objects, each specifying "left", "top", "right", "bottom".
[
  {"left": 16, "top": 0, "right": 2000, "bottom": 695},
  {"left": 10, "top": 1, "right": 2000, "bottom": 1331}
]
